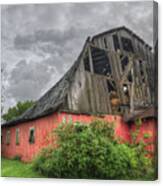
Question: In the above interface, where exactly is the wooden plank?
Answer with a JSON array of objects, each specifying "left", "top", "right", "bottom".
[
  {"left": 90, "top": 73, "right": 98, "bottom": 113},
  {"left": 119, "top": 58, "right": 133, "bottom": 84},
  {"left": 77, "top": 71, "right": 90, "bottom": 112},
  {"left": 116, "top": 31, "right": 124, "bottom": 53},
  {"left": 93, "top": 75, "right": 102, "bottom": 113},
  {"left": 130, "top": 68, "right": 135, "bottom": 113},
  {"left": 84, "top": 72, "right": 92, "bottom": 112},
  {"left": 88, "top": 45, "right": 94, "bottom": 73},
  {"left": 108, "top": 52, "right": 117, "bottom": 81},
  {"left": 102, "top": 78, "right": 112, "bottom": 113},
  {"left": 86, "top": 73, "right": 96, "bottom": 113},
  {"left": 99, "top": 78, "right": 107, "bottom": 113}
]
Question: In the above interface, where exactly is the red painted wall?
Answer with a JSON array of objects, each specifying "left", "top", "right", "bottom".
[{"left": 1, "top": 112, "right": 157, "bottom": 162}]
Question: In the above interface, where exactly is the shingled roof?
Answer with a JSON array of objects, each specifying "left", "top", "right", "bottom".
[{"left": 2, "top": 38, "right": 90, "bottom": 126}]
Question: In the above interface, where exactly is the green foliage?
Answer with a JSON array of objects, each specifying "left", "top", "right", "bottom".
[
  {"left": 2, "top": 100, "right": 35, "bottom": 122},
  {"left": 135, "top": 118, "right": 142, "bottom": 127},
  {"left": 144, "top": 133, "right": 151, "bottom": 139},
  {"left": 131, "top": 118, "right": 142, "bottom": 144},
  {"left": 1, "top": 158, "right": 44, "bottom": 178},
  {"left": 33, "top": 119, "right": 155, "bottom": 180},
  {"left": 12, "top": 155, "right": 21, "bottom": 161}
]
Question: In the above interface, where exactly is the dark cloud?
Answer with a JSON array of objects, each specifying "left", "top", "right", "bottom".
[
  {"left": 14, "top": 35, "right": 35, "bottom": 50},
  {"left": 7, "top": 58, "right": 62, "bottom": 102},
  {"left": 13, "top": 26, "right": 90, "bottom": 52},
  {"left": 1, "top": 1, "right": 154, "bottom": 111}
]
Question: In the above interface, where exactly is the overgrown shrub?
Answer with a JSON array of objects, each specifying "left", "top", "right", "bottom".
[{"left": 33, "top": 119, "right": 155, "bottom": 180}]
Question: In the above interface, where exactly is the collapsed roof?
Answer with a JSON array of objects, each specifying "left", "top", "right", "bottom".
[{"left": 2, "top": 38, "right": 90, "bottom": 126}]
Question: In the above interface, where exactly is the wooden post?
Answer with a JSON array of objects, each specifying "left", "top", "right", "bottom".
[
  {"left": 130, "top": 66, "right": 134, "bottom": 113},
  {"left": 88, "top": 45, "right": 94, "bottom": 73},
  {"left": 116, "top": 31, "right": 124, "bottom": 53}
]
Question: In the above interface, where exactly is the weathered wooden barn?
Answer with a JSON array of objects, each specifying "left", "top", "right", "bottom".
[{"left": 1, "top": 26, "right": 157, "bottom": 161}]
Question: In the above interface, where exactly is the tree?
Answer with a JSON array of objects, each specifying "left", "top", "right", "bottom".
[{"left": 2, "top": 100, "right": 35, "bottom": 122}]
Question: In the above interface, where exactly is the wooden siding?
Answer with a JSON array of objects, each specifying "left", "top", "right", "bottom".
[{"left": 65, "top": 42, "right": 153, "bottom": 116}]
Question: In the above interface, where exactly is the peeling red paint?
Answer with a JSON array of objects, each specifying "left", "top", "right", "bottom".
[{"left": 1, "top": 112, "right": 157, "bottom": 162}]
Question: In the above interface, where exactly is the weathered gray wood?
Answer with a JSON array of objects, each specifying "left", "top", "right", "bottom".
[
  {"left": 130, "top": 68, "right": 134, "bottom": 113},
  {"left": 88, "top": 45, "right": 94, "bottom": 73},
  {"left": 66, "top": 28, "right": 154, "bottom": 116}
]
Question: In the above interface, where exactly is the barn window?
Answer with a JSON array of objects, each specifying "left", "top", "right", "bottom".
[
  {"left": 121, "top": 56, "right": 129, "bottom": 71},
  {"left": 103, "top": 37, "right": 108, "bottom": 48},
  {"left": 29, "top": 127, "right": 35, "bottom": 144},
  {"left": 16, "top": 128, "right": 20, "bottom": 145},
  {"left": 91, "top": 47, "right": 111, "bottom": 76},
  {"left": 84, "top": 54, "right": 90, "bottom": 72},
  {"left": 6, "top": 130, "right": 10, "bottom": 145},
  {"left": 107, "top": 80, "right": 116, "bottom": 92},
  {"left": 112, "top": 34, "right": 120, "bottom": 51},
  {"left": 121, "top": 37, "right": 134, "bottom": 52}
]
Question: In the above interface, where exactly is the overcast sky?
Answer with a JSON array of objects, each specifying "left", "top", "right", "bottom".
[{"left": 1, "top": 1, "right": 154, "bottom": 112}]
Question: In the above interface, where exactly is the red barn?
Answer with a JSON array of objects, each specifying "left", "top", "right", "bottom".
[{"left": 1, "top": 26, "right": 158, "bottom": 162}]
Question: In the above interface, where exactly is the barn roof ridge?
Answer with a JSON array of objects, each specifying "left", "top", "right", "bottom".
[{"left": 92, "top": 26, "right": 152, "bottom": 50}]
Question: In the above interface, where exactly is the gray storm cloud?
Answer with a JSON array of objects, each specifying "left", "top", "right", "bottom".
[{"left": 1, "top": 1, "right": 154, "bottom": 112}]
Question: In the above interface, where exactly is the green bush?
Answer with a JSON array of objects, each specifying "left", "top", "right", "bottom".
[{"left": 33, "top": 119, "right": 155, "bottom": 180}]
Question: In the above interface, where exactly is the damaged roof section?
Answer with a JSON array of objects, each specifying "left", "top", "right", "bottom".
[
  {"left": 3, "top": 61, "right": 78, "bottom": 126},
  {"left": 2, "top": 38, "right": 90, "bottom": 126}
]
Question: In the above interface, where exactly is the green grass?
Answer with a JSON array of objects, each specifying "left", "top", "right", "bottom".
[{"left": 1, "top": 157, "right": 44, "bottom": 178}]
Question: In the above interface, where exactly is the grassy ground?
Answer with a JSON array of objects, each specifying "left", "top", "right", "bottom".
[{"left": 1, "top": 158, "right": 44, "bottom": 178}]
